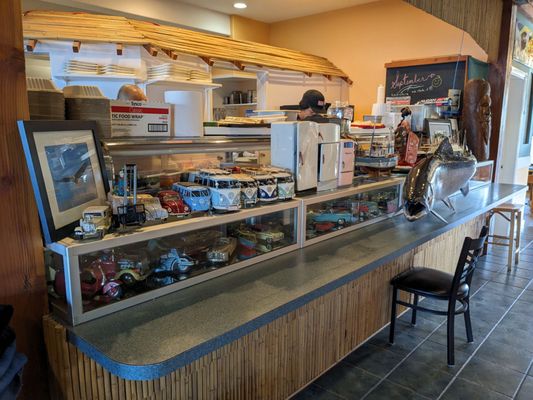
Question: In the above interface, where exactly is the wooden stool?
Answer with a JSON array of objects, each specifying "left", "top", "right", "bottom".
[{"left": 483, "top": 203, "right": 523, "bottom": 270}]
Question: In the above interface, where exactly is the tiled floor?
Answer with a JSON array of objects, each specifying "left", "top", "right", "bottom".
[{"left": 292, "top": 211, "right": 533, "bottom": 400}]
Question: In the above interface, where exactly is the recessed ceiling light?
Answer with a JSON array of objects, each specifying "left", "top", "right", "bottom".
[{"left": 233, "top": 2, "right": 247, "bottom": 9}]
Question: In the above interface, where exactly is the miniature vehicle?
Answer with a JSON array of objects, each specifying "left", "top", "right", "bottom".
[
  {"left": 207, "top": 237, "right": 237, "bottom": 264},
  {"left": 235, "top": 226, "right": 257, "bottom": 248},
  {"left": 102, "top": 281, "right": 123, "bottom": 299},
  {"left": 114, "top": 258, "right": 149, "bottom": 286},
  {"left": 114, "top": 164, "right": 146, "bottom": 227},
  {"left": 74, "top": 205, "right": 112, "bottom": 240},
  {"left": 251, "top": 224, "right": 284, "bottom": 248},
  {"left": 157, "top": 190, "right": 190, "bottom": 215},
  {"left": 314, "top": 221, "right": 336, "bottom": 232},
  {"left": 197, "top": 168, "right": 230, "bottom": 185},
  {"left": 253, "top": 174, "right": 278, "bottom": 202},
  {"left": 173, "top": 182, "right": 211, "bottom": 212},
  {"left": 237, "top": 244, "right": 257, "bottom": 260},
  {"left": 312, "top": 210, "right": 353, "bottom": 227},
  {"left": 263, "top": 167, "right": 295, "bottom": 200},
  {"left": 232, "top": 174, "right": 258, "bottom": 207},
  {"left": 159, "top": 248, "right": 197, "bottom": 274},
  {"left": 206, "top": 175, "right": 241, "bottom": 211},
  {"left": 137, "top": 194, "right": 169, "bottom": 222}
]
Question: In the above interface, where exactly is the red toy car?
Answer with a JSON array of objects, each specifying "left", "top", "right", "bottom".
[{"left": 157, "top": 190, "right": 190, "bottom": 215}]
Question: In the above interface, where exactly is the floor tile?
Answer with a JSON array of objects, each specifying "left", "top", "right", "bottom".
[
  {"left": 405, "top": 339, "right": 469, "bottom": 372},
  {"left": 518, "top": 289, "right": 533, "bottom": 303},
  {"left": 476, "top": 336, "right": 533, "bottom": 373},
  {"left": 343, "top": 343, "right": 404, "bottom": 378},
  {"left": 499, "top": 311, "right": 533, "bottom": 332},
  {"left": 490, "top": 273, "right": 531, "bottom": 288},
  {"left": 509, "top": 299, "right": 533, "bottom": 315},
  {"left": 508, "top": 267, "right": 533, "bottom": 279},
  {"left": 388, "top": 358, "right": 454, "bottom": 398},
  {"left": 314, "top": 362, "right": 380, "bottom": 399},
  {"left": 441, "top": 377, "right": 511, "bottom": 400},
  {"left": 396, "top": 314, "right": 442, "bottom": 337},
  {"left": 516, "top": 376, "right": 533, "bottom": 400},
  {"left": 364, "top": 380, "right": 427, "bottom": 400},
  {"left": 291, "top": 384, "right": 345, "bottom": 400},
  {"left": 369, "top": 328, "right": 424, "bottom": 357},
  {"left": 457, "top": 357, "right": 524, "bottom": 397},
  {"left": 482, "top": 281, "right": 524, "bottom": 298},
  {"left": 488, "top": 324, "right": 533, "bottom": 353}
]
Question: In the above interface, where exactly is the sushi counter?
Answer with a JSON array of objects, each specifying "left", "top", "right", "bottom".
[{"left": 44, "top": 183, "right": 526, "bottom": 400}]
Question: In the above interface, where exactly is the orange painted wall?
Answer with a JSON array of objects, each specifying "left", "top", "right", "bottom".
[
  {"left": 231, "top": 15, "right": 270, "bottom": 44},
  {"left": 269, "top": 0, "right": 488, "bottom": 119}
]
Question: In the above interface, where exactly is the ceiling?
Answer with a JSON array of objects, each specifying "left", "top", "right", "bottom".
[{"left": 179, "top": 0, "right": 379, "bottom": 23}]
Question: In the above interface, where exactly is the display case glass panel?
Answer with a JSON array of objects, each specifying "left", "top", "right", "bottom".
[
  {"left": 47, "top": 202, "right": 299, "bottom": 325},
  {"left": 301, "top": 178, "right": 403, "bottom": 246}
]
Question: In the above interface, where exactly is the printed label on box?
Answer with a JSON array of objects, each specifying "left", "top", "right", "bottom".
[{"left": 111, "top": 101, "right": 171, "bottom": 137}]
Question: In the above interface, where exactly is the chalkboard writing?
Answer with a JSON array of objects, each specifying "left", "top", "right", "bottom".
[{"left": 385, "top": 61, "right": 466, "bottom": 104}]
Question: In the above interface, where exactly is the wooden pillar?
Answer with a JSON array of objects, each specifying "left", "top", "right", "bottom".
[
  {"left": 0, "top": 1, "right": 49, "bottom": 399},
  {"left": 488, "top": 0, "right": 515, "bottom": 167}
]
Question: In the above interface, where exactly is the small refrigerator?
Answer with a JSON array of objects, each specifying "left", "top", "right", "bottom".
[
  {"left": 338, "top": 139, "right": 355, "bottom": 187},
  {"left": 271, "top": 121, "right": 319, "bottom": 191},
  {"left": 317, "top": 123, "right": 340, "bottom": 191}
]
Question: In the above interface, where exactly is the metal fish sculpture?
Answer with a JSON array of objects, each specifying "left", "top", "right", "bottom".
[{"left": 403, "top": 138, "right": 477, "bottom": 223}]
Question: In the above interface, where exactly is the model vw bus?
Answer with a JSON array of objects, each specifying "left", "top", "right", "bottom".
[
  {"left": 254, "top": 174, "right": 278, "bottom": 202},
  {"left": 197, "top": 168, "right": 230, "bottom": 185},
  {"left": 172, "top": 182, "right": 211, "bottom": 212},
  {"left": 231, "top": 173, "right": 259, "bottom": 207},
  {"left": 264, "top": 167, "right": 295, "bottom": 200},
  {"left": 206, "top": 175, "right": 241, "bottom": 211}
]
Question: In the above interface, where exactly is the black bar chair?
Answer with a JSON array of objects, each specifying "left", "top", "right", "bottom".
[{"left": 388, "top": 226, "right": 488, "bottom": 366}]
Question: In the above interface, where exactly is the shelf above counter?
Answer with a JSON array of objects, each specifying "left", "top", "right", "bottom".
[
  {"left": 145, "top": 79, "right": 222, "bottom": 90},
  {"left": 222, "top": 103, "right": 257, "bottom": 107},
  {"left": 55, "top": 74, "right": 144, "bottom": 83},
  {"left": 102, "top": 136, "right": 270, "bottom": 156}
]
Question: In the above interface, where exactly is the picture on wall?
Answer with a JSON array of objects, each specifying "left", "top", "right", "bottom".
[
  {"left": 18, "top": 120, "right": 109, "bottom": 244},
  {"left": 513, "top": 13, "right": 533, "bottom": 68}
]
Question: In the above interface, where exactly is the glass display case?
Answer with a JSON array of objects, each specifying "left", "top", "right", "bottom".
[
  {"left": 47, "top": 201, "right": 300, "bottom": 325},
  {"left": 470, "top": 160, "right": 494, "bottom": 190},
  {"left": 300, "top": 178, "right": 404, "bottom": 247}
]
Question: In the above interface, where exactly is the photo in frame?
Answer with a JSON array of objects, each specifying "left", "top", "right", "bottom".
[{"left": 18, "top": 120, "right": 109, "bottom": 244}]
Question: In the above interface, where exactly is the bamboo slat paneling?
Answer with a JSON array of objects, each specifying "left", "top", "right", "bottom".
[
  {"left": 22, "top": 11, "right": 349, "bottom": 80},
  {"left": 405, "top": 0, "right": 503, "bottom": 61},
  {"left": 43, "top": 215, "right": 484, "bottom": 400}
]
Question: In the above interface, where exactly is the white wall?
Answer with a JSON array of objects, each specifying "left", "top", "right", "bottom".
[{"left": 22, "top": 0, "right": 231, "bottom": 36}]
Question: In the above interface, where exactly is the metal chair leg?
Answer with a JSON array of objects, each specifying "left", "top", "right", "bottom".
[
  {"left": 411, "top": 294, "right": 418, "bottom": 326},
  {"left": 482, "top": 212, "right": 492, "bottom": 255},
  {"left": 389, "top": 287, "right": 398, "bottom": 344},
  {"left": 464, "top": 299, "right": 473, "bottom": 343},
  {"left": 447, "top": 301, "right": 456, "bottom": 366}
]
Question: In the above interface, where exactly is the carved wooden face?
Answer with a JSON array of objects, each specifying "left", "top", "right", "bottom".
[{"left": 477, "top": 93, "right": 491, "bottom": 131}]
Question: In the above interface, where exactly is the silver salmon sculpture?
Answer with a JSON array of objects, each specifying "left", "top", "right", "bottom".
[{"left": 403, "top": 138, "right": 477, "bottom": 223}]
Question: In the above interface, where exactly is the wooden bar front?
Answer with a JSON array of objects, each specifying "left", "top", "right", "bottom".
[{"left": 43, "top": 215, "right": 484, "bottom": 400}]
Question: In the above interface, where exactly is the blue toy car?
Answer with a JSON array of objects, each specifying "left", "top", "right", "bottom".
[{"left": 172, "top": 182, "right": 211, "bottom": 212}]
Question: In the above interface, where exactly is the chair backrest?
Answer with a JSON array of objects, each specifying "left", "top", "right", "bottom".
[{"left": 450, "top": 226, "right": 489, "bottom": 298}]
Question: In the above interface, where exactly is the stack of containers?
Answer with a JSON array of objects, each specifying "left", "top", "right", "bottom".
[
  {"left": 64, "top": 85, "right": 111, "bottom": 138},
  {"left": 26, "top": 77, "right": 65, "bottom": 120}
]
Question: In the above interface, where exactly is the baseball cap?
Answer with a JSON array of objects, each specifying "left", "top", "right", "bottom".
[{"left": 299, "top": 90, "right": 326, "bottom": 113}]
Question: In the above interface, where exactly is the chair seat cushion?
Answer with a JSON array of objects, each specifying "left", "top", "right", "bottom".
[{"left": 391, "top": 267, "right": 469, "bottom": 298}]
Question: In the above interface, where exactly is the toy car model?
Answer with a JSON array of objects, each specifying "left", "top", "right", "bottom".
[
  {"left": 157, "top": 190, "right": 190, "bottom": 215},
  {"left": 314, "top": 221, "right": 336, "bottom": 233},
  {"left": 74, "top": 206, "right": 112, "bottom": 240},
  {"left": 159, "top": 249, "right": 197, "bottom": 274},
  {"left": 235, "top": 227, "right": 257, "bottom": 248},
  {"left": 114, "top": 258, "right": 149, "bottom": 286},
  {"left": 137, "top": 194, "right": 169, "bottom": 222},
  {"left": 237, "top": 243, "right": 258, "bottom": 260},
  {"left": 312, "top": 210, "right": 353, "bottom": 227},
  {"left": 251, "top": 224, "right": 285, "bottom": 248},
  {"left": 263, "top": 167, "right": 295, "bottom": 200},
  {"left": 206, "top": 175, "right": 241, "bottom": 211},
  {"left": 231, "top": 174, "right": 258, "bottom": 208},
  {"left": 207, "top": 237, "right": 237, "bottom": 264},
  {"left": 253, "top": 174, "right": 278, "bottom": 202},
  {"left": 173, "top": 182, "right": 211, "bottom": 212}
]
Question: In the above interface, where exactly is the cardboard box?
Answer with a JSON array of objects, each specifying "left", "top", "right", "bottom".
[{"left": 111, "top": 100, "right": 171, "bottom": 137}]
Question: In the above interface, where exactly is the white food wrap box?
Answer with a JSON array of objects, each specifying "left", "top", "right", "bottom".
[{"left": 111, "top": 100, "right": 171, "bottom": 137}]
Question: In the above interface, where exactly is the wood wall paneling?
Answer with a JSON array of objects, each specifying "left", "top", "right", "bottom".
[
  {"left": 0, "top": 0, "right": 49, "bottom": 399},
  {"left": 43, "top": 216, "right": 484, "bottom": 399}
]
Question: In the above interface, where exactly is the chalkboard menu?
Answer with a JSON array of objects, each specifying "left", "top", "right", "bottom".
[{"left": 385, "top": 61, "right": 466, "bottom": 104}]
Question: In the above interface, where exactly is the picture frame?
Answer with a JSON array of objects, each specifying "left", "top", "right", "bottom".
[
  {"left": 18, "top": 120, "right": 109, "bottom": 244},
  {"left": 424, "top": 119, "right": 453, "bottom": 143}
]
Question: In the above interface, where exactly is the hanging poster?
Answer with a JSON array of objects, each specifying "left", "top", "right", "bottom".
[{"left": 513, "top": 12, "right": 533, "bottom": 68}]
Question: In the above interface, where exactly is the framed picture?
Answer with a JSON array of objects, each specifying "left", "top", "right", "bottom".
[
  {"left": 18, "top": 120, "right": 109, "bottom": 244},
  {"left": 424, "top": 119, "right": 453, "bottom": 143}
]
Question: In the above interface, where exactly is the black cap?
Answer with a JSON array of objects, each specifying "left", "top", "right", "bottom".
[{"left": 299, "top": 90, "right": 326, "bottom": 113}]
